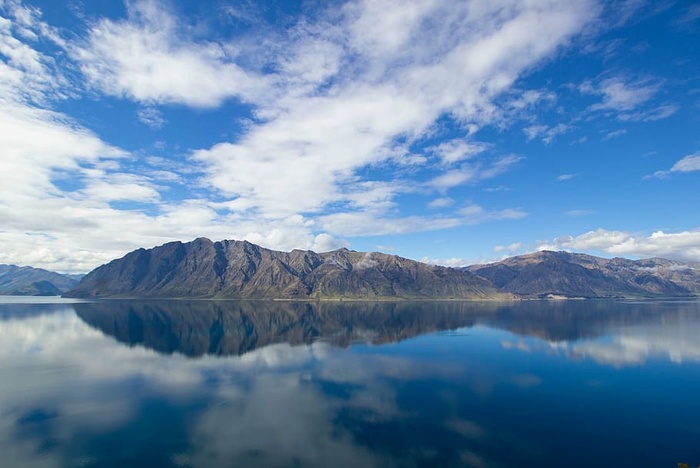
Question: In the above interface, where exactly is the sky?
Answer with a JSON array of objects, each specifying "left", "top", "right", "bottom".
[{"left": 0, "top": 0, "right": 698, "bottom": 274}]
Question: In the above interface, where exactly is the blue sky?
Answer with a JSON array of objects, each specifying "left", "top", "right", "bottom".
[{"left": 0, "top": 0, "right": 698, "bottom": 273}]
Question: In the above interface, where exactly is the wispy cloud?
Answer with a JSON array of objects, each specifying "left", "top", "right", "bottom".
[
  {"left": 648, "top": 151, "right": 700, "bottom": 178},
  {"left": 579, "top": 75, "right": 677, "bottom": 121},
  {"left": 494, "top": 242, "right": 522, "bottom": 253},
  {"left": 603, "top": 129, "right": 626, "bottom": 140},
  {"left": 458, "top": 204, "right": 528, "bottom": 224},
  {"left": 428, "top": 138, "right": 488, "bottom": 165},
  {"left": 429, "top": 155, "right": 523, "bottom": 192},
  {"left": 673, "top": 4, "right": 700, "bottom": 31},
  {"left": 523, "top": 123, "right": 571, "bottom": 145},
  {"left": 564, "top": 209, "right": 593, "bottom": 217},
  {"left": 556, "top": 173, "right": 577, "bottom": 182},
  {"left": 428, "top": 197, "right": 454, "bottom": 209},
  {"left": 136, "top": 107, "right": 166, "bottom": 129}
]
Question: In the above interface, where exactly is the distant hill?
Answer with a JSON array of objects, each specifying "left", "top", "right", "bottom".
[
  {"left": 0, "top": 264, "right": 80, "bottom": 296},
  {"left": 64, "top": 238, "right": 508, "bottom": 300},
  {"left": 467, "top": 250, "right": 700, "bottom": 298}
]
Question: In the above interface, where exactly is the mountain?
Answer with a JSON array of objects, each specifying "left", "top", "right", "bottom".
[
  {"left": 62, "top": 242, "right": 700, "bottom": 300},
  {"left": 467, "top": 250, "right": 700, "bottom": 298},
  {"left": 0, "top": 264, "right": 80, "bottom": 296},
  {"left": 64, "top": 238, "right": 508, "bottom": 300}
]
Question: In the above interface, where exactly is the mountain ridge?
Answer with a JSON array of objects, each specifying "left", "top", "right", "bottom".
[
  {"left": 0, "top": 264, "right": 80, "bottom": 296},
  {"left": 64, "top": 238, "right": 508, "bottom": 300},
  {"left": 8, "top": 239, "right": 696, "bottom": 299},
  {"left": 466, "top": 250, "right": 700, "bottom": 298}
]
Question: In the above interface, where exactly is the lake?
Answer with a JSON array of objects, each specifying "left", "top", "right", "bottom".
[{"left": 1, "top": 297, "right": 699, "bottom": 467}]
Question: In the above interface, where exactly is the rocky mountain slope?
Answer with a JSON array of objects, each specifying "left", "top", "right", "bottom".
[
  {"left": 0, "top": 264, "right": 80, "bottom": 296},
  {"left": 62, "top": 240, "right": 700, "bottom": 300},
  {"left": 467, "top": 250, "right": 700, "bottom": 298},
  {"left": 64, "top": 238, "right": 508, "bottom": 300}
]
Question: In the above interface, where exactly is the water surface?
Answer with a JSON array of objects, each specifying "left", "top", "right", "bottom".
[{"left": 1, "top": 298, "right": 699, "bottom": 467}]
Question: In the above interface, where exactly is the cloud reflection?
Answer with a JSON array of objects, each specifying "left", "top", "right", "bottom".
[
  {"left": 1, "top": 299, "right": 699, "bottom": 466},
  {"left": 0, "top": 305, "right": 453, "bottom": 467},
  {"left": 497, "top": 301, "right": 700, "bottom": 366}
]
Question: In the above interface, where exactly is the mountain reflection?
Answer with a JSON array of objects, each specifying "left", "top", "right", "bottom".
[
  {"left": 75, "top": 300, "right": 494, "bottom": 357},
  {"left": 74, "top": 299, "right": 700, "bottom": 358}
]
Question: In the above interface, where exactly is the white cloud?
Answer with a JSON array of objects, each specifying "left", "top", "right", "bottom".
[
  {"left": 504, "top": 89, "right": 556, "bottom": 113},
  {"left": 136, "top": 106, "right": 166, "bottom": 128},
  {"left": 603, "top": 129, "right": 626, "bottom": 140},
  {"left": 483, "top": 185, "right": 508, "bottom": 193},
  {"left": 430, "top": 167, "right": 479, "bottom": 191},
  {"left": 0, "top": 2, "right": 68, "bottom": 104},
  {"left": 586, "top": 77, "right": 657, "bottom": 111},
  {"left": 353, "top": 252, "right": 378, "bottom": 270},
  {"left": 618, "top": 103, "right": 678, "bottom": 122},
  {"left": 318, "top": 202, "right": 526, "bottom": 238},
  {"left": 422, "top": 257, "right": 471, "bottom": 268},
  {"left": 0, "top": 0, "right": 601, "bottom": 272},
  {"left": 523, "top": 124, "right": 547, "bottom": 140},
  {"left": 580, "top": 75, "right": 677, "bottom": 121},
  {"left": 429, "top": 155, "right": 523, "bottom": 191},
  {"left": 564, "top": 209, "right": 593, "bottom": 217},
  {"left": 79, "top": 172, "right": 161, "bottom": 203},
  {"left": 428, "top": 197, "right": 454, "bottom": 209},
  {"left": 318, "top": 211, "right": 460, "bottom": 237},
  {"left": 648, "top": 151, "right": 700, "bottom": 178},
  {"left": 0, "top": 1, "right": 348, "bottom": 272},
  {"left": 523, "top": 123, "right": 570, "bottom": 144},
  {"left": 539, "top": 228, "right": 700, "bottom": 261},
  {"left": 428, "top": 138, "right": 488, "bottom": 164},
  {"left": 670, "top": 153, "right": 700, "bottom": 172},
  {"left": 73, "top": 0, "right": 265, "bottom": 108},
  {"left": 192, "top": 0, "right": 595, "bottom": 223},
  {"left": 494, "top": 242, "right": 522, "bottom": 253},
  {"left": 556, "top": 173, "right": 577, "bottom": 182},
  {"left": 458, "top": 204, "right": 528, "bottom": 224}
]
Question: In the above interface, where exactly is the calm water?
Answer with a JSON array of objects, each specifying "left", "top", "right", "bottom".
[{"left": 1, "top": 297, "right": 699, "bottom": 467}]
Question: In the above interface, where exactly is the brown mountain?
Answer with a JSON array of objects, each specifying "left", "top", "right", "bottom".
[
  {"left": 467, "top": 250, "right": 700, "bottom": 298},
  {"left": 64, "top": 238, "right": 508, "bottom": 300},
  {"left": 0, "top": 264, "right": 80, "bottom": 296}
]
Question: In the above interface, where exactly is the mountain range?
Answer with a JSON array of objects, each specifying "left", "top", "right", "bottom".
[
  {"left": 4, "top": 238, "right": 699, "bottom": 299},
  {"left": 0, "top": 264, "right": 80, "bottom": 296},
  {"left": 466, "top": 250, "right": 700, "bottom": 298},
  {"left": 64, "top": 238, "right": 507, "bottom": 300}
]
